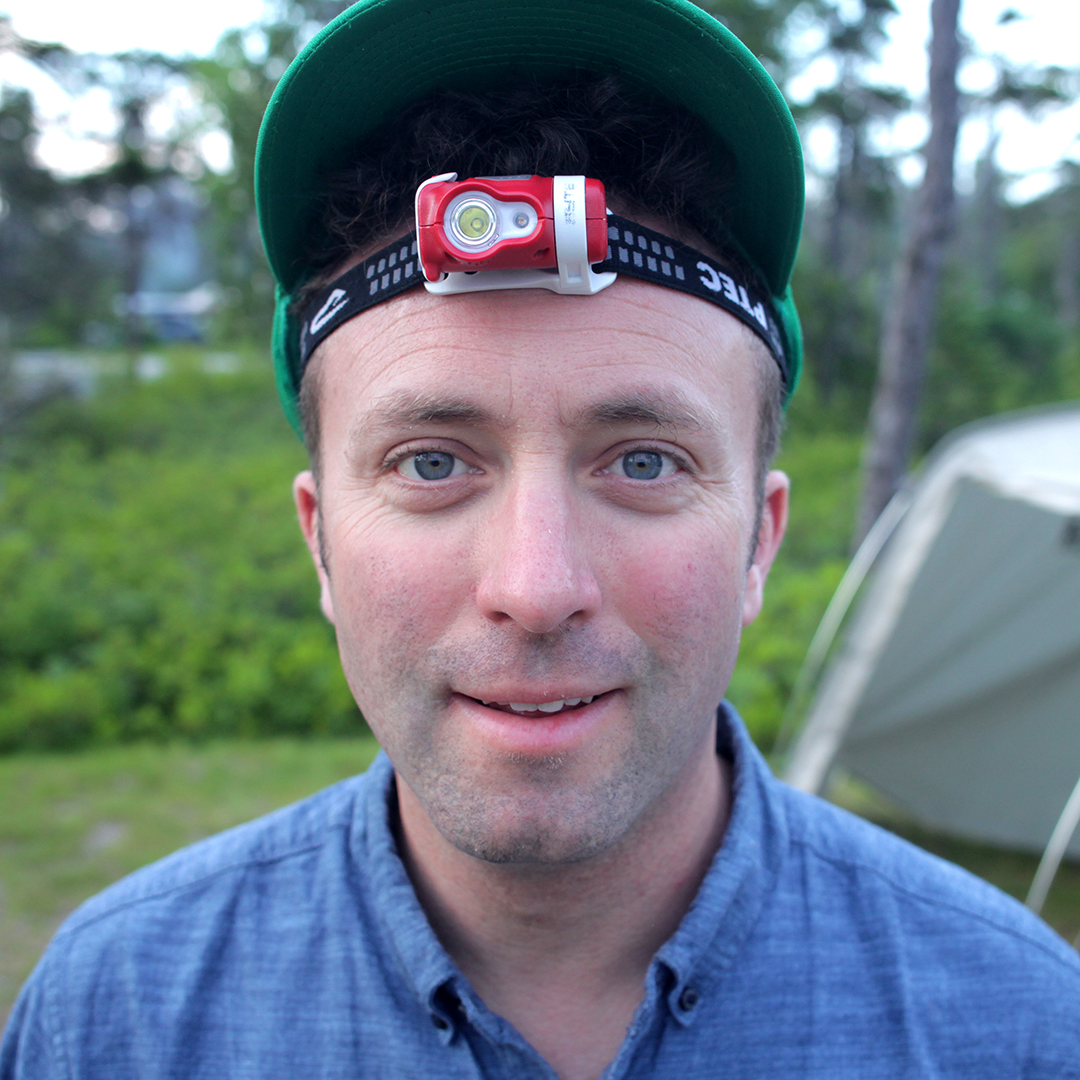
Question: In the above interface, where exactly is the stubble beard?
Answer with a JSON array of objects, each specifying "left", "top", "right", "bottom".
[{"left": 356, "top": 621, "right": 718, "bottom": 868}]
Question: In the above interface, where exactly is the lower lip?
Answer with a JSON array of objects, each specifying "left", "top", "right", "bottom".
[{"left": 451, "top": 692, "right": 616, "bottom": 755}]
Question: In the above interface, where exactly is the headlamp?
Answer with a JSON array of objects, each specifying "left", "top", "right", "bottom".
[
  {"left": 258, "top": 0, "right": 807, "bottom": 433},
  {"left": 415, "top": 173, "right": 614, "bottom": 295},
  {"left": 299, "top": 173, "right": 791, "bottom": 393}
]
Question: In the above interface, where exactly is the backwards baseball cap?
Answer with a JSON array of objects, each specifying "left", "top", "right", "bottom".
[{"left": 256, "top": 0, "right": 805, "bottom": 434}]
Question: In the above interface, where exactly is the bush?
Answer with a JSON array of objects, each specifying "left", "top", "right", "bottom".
[
  {"left": 0, "top": 359, "right": 363, "bottom": 752},
  {"left": 728, "top": 411, "right": 864, "bottom": 749}
]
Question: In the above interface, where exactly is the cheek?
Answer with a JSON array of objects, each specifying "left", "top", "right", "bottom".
[
  {"left": 325, "top": 513, "right": 475, "bottom": 666},
  {"left": 603, "top": 516, "right": 749, "bottom": 651}
]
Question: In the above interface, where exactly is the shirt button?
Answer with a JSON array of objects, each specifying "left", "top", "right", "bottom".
[{"left": 678, "top": 986, "right": 700, "bottom": 1011}]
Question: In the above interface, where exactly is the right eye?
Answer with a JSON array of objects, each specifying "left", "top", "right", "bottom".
[{"left": 396, "top": 451, "right": 471, "bottom": 481}]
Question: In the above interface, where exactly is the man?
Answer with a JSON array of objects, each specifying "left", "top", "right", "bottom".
[{"left": 4, "top": 1, "right": 1080, "bottom": 1077}]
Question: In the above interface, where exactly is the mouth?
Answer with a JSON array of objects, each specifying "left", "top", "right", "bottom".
[
  {"left": 466, "top": 693, "right": 607, "bottom": 719},
  {"left": 452, "top": 690, "right": 617, "bottom": 755}
]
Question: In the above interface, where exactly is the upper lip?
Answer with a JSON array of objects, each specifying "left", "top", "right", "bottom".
[{"left": 456, "top": 688, "right": 613, "bottom": 705}]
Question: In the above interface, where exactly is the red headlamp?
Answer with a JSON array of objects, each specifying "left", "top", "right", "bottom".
[{"left": 415, "top": 173, "right": 614, "bottom": 295}]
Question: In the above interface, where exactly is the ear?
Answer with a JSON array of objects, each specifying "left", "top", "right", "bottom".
[
  {"left": 742, "top": 469, "right": 789, "bottom": 628},
  {"left": 293, "top": 470, "right": 336, "bottom": 624}
]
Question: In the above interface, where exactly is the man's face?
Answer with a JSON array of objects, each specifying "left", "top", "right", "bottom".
[{"left": 294, "top": 278, "right": 787, "bottom": 865}]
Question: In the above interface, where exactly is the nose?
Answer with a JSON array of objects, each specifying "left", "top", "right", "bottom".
[{"left": 475, "top": 474, "right": 601, "bottom": 635}]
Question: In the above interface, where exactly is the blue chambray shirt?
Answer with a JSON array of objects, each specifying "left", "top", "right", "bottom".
[{"left": 4, "top": 704, "right": 1080, "bottom": 1078}]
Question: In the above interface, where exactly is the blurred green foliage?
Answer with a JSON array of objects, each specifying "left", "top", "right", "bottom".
[
  {"left": 729, "top": 393, "right": 862, "bottom": 748},
  {"left": 1, "top": 0, "right": 1077, "bottom": 754},
  {"left": 0, "top": 354, "right": 363, "bottom": 752}
]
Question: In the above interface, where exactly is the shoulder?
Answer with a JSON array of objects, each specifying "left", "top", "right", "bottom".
[
  {"left": 59, "top": 766, "right": 376, "bottom": 939},
  {"left": 776, "top": 779, "right": 1080, "bottom": 975},
  {"left": 734, "top": 780, "right": 1080, "bottom": 1075},
  {"left": 46, "top": 756, "right": 393, "bottom": 959},
  {"left": 1, "top": 759, "right": 398, "bottom": 1080}
]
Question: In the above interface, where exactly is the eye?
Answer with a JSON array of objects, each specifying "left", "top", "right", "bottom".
[
  {"left": 619, "top": 449, "right": 677, "bottom": 480},
  {"left": 397, "top": 450, "right": 471, "bottom": 481}
]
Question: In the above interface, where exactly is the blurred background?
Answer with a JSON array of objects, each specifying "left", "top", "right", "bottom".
[{"left": 1, "top": 0, "right": 1079, "bottom": 1024}]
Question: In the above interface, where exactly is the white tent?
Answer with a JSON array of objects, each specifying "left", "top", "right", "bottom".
[{"left": 783, "top": 403, "right": 1080, "bottom": 869}]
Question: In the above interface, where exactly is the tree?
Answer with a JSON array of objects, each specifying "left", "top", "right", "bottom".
[
  {"left": 0, "top": 20, "right": 207, "bottom": 354},
  {"left": 39, "top": 49, "right": 193, "bottom": 350},
  {"left": 795, "top": 0, "right": 908, "bottom": 408},
  {"left": 0, "top": 25, "right": 100, "bottom": 350},
  {"left": 191, "top": 0, "right": 353, "bottom": 343},
  {"left": 854, "top": 0, "right": 962, "bottom": 546}
]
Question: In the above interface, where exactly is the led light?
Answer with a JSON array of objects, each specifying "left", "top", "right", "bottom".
[{"left": 448, "top": 197, "right": 497, "bottom": 248}]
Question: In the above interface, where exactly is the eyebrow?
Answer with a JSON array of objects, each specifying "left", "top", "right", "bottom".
[
  {"left": 574, "top": 391, "right": 709, "bottom": 434},
  {"left": 359, "top": 391, "right": 506, "bottom": 434}
]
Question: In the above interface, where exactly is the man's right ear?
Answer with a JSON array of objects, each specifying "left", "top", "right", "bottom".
[{"left": 293, "top": 471, "right": 336, "bottom": 624}]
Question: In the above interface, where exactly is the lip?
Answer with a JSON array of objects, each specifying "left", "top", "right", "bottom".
[
  {"left": 450, "top": 690, "right": 618, "bottom": 755},
  {"left": 457, "top": 686, "right": 612, "bottom": 706}
]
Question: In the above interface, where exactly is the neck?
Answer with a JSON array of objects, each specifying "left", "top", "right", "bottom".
[{"left": 394, "top": 740, "right": 731, "bottom": 1080}]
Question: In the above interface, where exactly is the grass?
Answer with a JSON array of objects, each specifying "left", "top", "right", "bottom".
[
  {"left": 0, "top": 736, "right": 380, "bottom": 1028},
  {"left": 3, "top": 741, "right": 1080, "bottom": 1031}
]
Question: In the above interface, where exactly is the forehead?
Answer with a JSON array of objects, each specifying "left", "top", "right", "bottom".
[{"left": 312, "top": 277, "right": 762, "bottom": 447}]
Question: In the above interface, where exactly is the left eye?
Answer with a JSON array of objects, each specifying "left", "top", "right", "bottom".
[
  {"left": 619, "top": 450, "right": 675, "bottom": 480},
  {"left": 397, "top": 451, "right": 471, "bottom": 481}
]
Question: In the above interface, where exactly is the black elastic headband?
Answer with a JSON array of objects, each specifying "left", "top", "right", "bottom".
[{"left": 298, "top": 215, "right": 789, "bottom": 387}]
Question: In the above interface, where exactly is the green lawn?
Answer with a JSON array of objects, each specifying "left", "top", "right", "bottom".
[{"left": 3, "top": 738, "right": 1079, "bottom": 1030}]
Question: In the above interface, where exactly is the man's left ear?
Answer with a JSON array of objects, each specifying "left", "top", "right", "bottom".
[{"left": 742, "top": 470, "right": 789, "bottom": 627}]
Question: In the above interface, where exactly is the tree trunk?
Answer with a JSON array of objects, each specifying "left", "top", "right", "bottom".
[
  {"left": 1055, "top": 176, "right": 1080, "bottom": 333},
  {"left": 853, "top": 0, "right": 962, "bottom": 547}
]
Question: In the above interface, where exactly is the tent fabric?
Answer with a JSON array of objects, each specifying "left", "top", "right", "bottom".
[{"left": 783, "top": 403, "right": 1080, "bottom": 855}]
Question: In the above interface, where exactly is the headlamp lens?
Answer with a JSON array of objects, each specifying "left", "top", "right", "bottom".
[
  {"left": 449, "top": 197, "right": 497, "bottom": 247},
  {"left": 459, "top": 205, "right": 492, "bottom": 239}
]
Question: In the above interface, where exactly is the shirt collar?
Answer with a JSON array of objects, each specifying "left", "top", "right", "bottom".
[
  {"left": 654, "top": 701, "right": 790, "bottom": 1025},
  {"left": 355, "top": 702, "right": 789, "bottom": 1032},
  {"left": 357, "top": 754, "right": 462, "bottom": 1038}
]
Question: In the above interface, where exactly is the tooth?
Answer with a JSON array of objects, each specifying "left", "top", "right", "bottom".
[{"left": 484, "top": 696, "right": 599, "bottom": 714}]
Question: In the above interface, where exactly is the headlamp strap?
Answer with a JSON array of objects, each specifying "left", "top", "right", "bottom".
[
  {"left": 599, "top": 217, "right": 787, "bottom": 383},
  {"left": 297, "top": 217, "right": 787, "bottom": 386},
  {"left": 298, "top": 237, "right": 423, "bottom": 365}
]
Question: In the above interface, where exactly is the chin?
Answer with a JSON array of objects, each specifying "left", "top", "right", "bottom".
[{"left": 429, "top": 786, "right": 635, "bottom": 867}]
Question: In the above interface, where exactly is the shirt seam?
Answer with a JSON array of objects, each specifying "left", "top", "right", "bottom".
[
  {"left": 37, "top": 831, "right": 345, "bottom": 1080},
  {"left": 55, "top": 825, "right": 348, "bottom": 941},
  {"left": 42, "top": 943, "right": 73, "bottom": 1080},
  {"left": 790, "top": 833, "right": 1080, "bottom": 973}
]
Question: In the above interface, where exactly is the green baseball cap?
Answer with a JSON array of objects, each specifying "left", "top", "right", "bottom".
[{"left": 256, "top": 0, "right": 805, "bottom": 434}]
